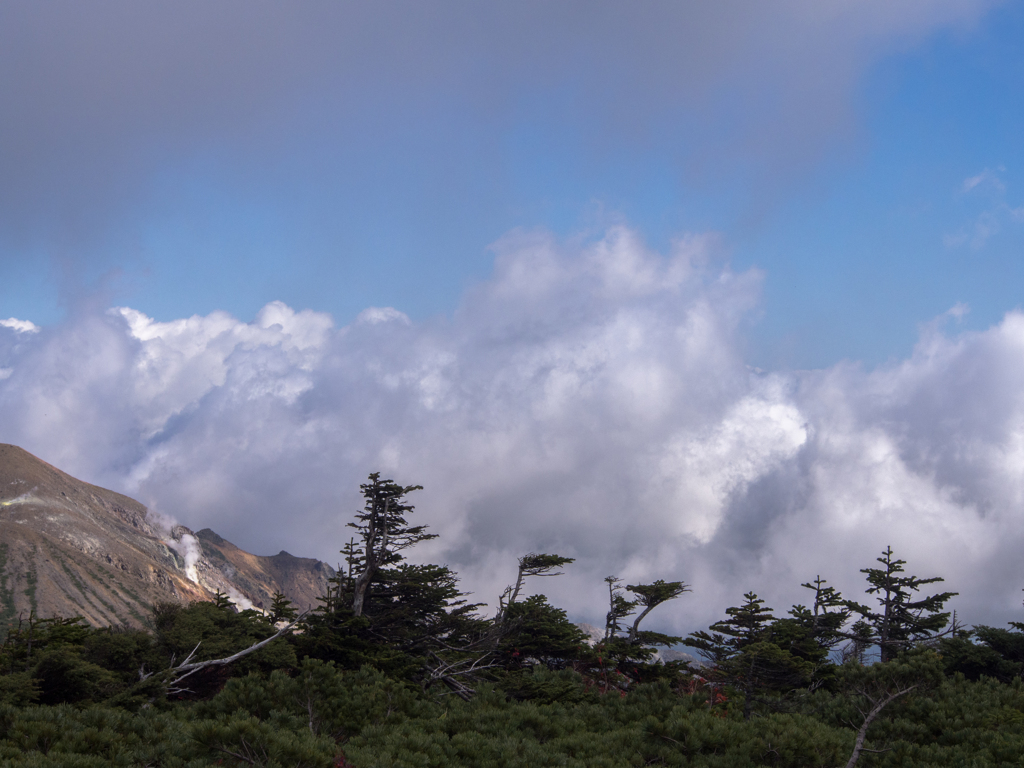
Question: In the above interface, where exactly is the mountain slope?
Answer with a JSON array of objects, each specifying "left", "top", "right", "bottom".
[
  {"left": 0, "top": 444, "right": 334, "bottom": 631},
  {"left": 194, "top": 528, "right": 333, "bottom": 614}
]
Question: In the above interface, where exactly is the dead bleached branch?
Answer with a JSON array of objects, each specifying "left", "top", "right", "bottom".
[
  {"left": 842, "top": 684, "right": 917, "bottom": 768},
  {"left": 423, "top": 649, "right": 501, "bottom": 702},
  {"left": 159, "top": 610, "right": 309, "bottom": 693}
]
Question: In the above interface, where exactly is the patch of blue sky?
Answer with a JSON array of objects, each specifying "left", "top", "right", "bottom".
[
  {"left": 0, "top": 246, "right": 53, "bottom": 326},
  {"left": 741, "top": 2, "right": 1024, "bottom": 370}
]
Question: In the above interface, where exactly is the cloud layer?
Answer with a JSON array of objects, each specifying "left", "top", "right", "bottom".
[{"left": 2, "top": 227, "right": 1023, "bottom": 633}]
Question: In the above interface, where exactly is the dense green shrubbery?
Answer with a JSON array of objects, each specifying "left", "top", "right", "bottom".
[
  {"left": 0, "top": 656, "right": 1021, "bottom": 767},
  {"left": 343, "top": 677, "right": 854, "bottom": 768},
  {"left": 0, "top": 581, "right": 1020, "bottom": 768},
  {"left": 2, "top": 474, "right": 1023, "bottom": 766},
  {"left": 0, "top": 608, "right": 1021, "bottom": 768}
]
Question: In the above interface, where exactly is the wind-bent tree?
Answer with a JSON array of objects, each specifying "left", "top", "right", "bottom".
[
  {"left": 496, "top": 553, "right": 575, "bottom": 622},
  {"left": 348, "top": 473, "right": 434, "bottom": 617},
  {"left": 624, "top": 580, "right": 691, "bottom": 645},
  {"left": 843, "top": 546, "right": 958, "bottom": 662},
  {"left": 600, "top": 577, "right": 688, "bottom": 668},
  {"left": 603, "top": 576, "right": 637, "bottom": 642}
]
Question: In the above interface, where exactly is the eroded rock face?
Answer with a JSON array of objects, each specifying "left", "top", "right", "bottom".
[
  {"left": 0, "top": 444, "right": 334, "bottom": 631},
  {"left": 192, "top": 529, "right": 334, "bottom": 614}
]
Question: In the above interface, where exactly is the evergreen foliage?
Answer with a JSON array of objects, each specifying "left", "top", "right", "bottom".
[
  {"left": 843, "top": 546, "right": 958, "bottom": 662},
  {"left": 153, "top": 600, "right": 297, "bottom": 694},
  {"left": 790, "top": 575, "right": 852, "bottom": 653},
  {"left": 939, "top": 623, "right": 1024, "bottom": 682},
  {"left": 596, "top": 577, "right": 687, "bottom": 674},
  {"left": 496, "top": 553, "right": 574, "bottom": 623},
  {"left": 602, "top": 576, "right": 636, "bottom": 641},
  {"left": 496, "top": 595, "right": 590, "bottom": 669},
  {"left": 268, "top": 592, "right": 298, "bottom": 624},
  {"left": 295, "top": 561, "right": 487, "bottom": 685},
  {"left": 346, "top": 473, "right": 435, "bottom": 618},
  {"left": 0, "top": 475, "right": 1022, "bottom": 766},
  {"left": 624, "top": 579, "right": 690, "bottom": 646},
  {"left": 685, "top": 592, "right": 817, "bottom": 719}
]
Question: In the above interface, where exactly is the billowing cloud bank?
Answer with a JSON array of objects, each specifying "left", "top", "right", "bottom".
[{"left": 2, "top": 227, "right": 1023, "bottom": 632}]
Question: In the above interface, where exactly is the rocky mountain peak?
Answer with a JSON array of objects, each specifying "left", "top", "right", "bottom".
[{"left": 0, "top": 444, "right": 334, "bottom": 631}]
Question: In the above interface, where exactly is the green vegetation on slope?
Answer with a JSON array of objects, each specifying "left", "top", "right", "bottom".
[{"left": 0, "top": 473, "right": 1020, "bottom": 767}]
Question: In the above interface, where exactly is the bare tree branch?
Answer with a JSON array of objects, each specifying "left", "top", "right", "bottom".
[
  {"left": 843, "top": 685, "right": 916, "bottom": 768},
  {"left": 422, "top": 649, "right": 502, "bottom": 701},
  {"left": 163, "top": 611, "right": 309, "bottom": 691}
]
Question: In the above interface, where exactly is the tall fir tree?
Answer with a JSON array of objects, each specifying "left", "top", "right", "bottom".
[
  {"left": 686, "top": 592, "right": 816, "bottom": 719},
  {"left": 347, "top": 473, "right": 435, "bottom": 617},
  {"left": 844, "top": 546, "right": 957, "bottom": 662}
]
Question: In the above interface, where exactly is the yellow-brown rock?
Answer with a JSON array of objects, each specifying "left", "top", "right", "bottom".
[{"left": 0, "top": 444, "right": 333, "bottom": 632}]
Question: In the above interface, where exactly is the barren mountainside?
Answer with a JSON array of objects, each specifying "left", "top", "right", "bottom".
[{"left": 0, "top": 444, "right": 334, "bottom": 631}]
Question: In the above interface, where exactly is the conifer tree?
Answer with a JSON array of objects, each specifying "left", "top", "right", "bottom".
[
  {"left": 603, "top": 576, "right": 637, "bottom": 642},
  {"left": 624, "top": 580, "right": 690, "bottom": 646},
  {"left": 268, "top": 592, "right": 298, "bottom": 624},
  {"left": 497, "top": 594, "right": 589, "bottom": 669},
  {"left": 686, "top": 592, "right": 775, "bottom": 660},
  {"left": 938, "top": 591, "right": 1024, "bottom": 682},
  {"left": 778, "top": 576, "right": 853, "bottom": 673},
  {"left": 348, "top": 473, "right": 434, "bottom": 617},
  {"left": 938, "top": 623, "right": 1024, "bottom": 682},
  {"left": 600, "top": 577, "right": 688, "bottom": 669},
  {"left": 843, "top": 546, "right": 957, "bottom": 662},
  {"left": 490, "top": 555, "right": 586, "bottom": 679},
  {"left": 299, "top": 475, "right": 492, "bottom": 686},
  {"left": 686, "top": 592, "right": 815, "bottom": 719},
  {"left": 496, "top": 553, "right": 575, "bottom": 622},
  {"left": 791, "top": 575, "right": 851, "bottom": 646}
]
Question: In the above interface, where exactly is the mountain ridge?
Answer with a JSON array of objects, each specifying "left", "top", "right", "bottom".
[{"left": 0, "top": 444, "right": 334, "bottom": 631}]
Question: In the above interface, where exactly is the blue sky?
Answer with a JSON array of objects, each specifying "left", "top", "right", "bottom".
[
  {"left": 3, "top": 1, "right": 1022, "bottom": 369},
  {"left": 754, "top": 3, "right": 1024, "bottom": 367},
  {"left": 4, "top": 2, "right": 1024, "bottom": 628}
]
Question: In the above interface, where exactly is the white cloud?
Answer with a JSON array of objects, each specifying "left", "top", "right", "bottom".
[
  {"left": 948, "top": 167, "right": 1024, "bottom": 249},
  {"left": 355, "top": 307, "right": 411, "bottom": 326},
  {"left": 1, "top": 226, "right": 1024, "bottom": 634},
  {"left": 962, "top": 167, "right": 1006, "bottom": 193},
  {"left": 657, "top": 381, "right": 808, "bottom": 544},
  {"left": 0, "top": 318, "right": 39, "bottom": 333}
]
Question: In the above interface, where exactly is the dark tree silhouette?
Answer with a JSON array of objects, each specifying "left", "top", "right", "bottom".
[
  {"left": 347, "top": 473, "right": 435, "bottom": 617},
  {"left": 496, "top": 553, "right": 575, "bottom": 622},
  {"left": 843, "top": 546, "right": 957, "bottom": 662}
]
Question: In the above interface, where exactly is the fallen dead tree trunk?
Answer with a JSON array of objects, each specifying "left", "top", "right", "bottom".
[{"left": 142, "top": 611, "right": 310, "bottom": 695}]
